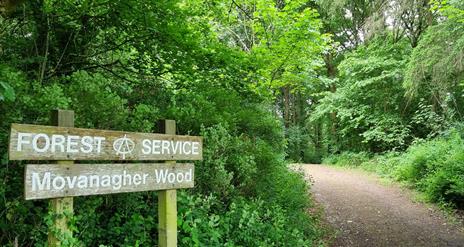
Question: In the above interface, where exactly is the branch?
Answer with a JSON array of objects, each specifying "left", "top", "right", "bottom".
[
  {"left": 231, "top": 0, "right": 255, "bottom": 21},
  {"left": 269, "top": 45, "right": 296, "bottom": 84},
  {"left": 44, "top": 60, "right": 120, "bottom": 80},
  {"left": 225, "top": 26, "right": 251, "bottom": 51},
  {"left": 38, "top": 15, "right": 50, "bottom": 84},
  {"left": 51, "top": 30, "right": 77, "bottom": 74},
  {"left": 98, "top": 65, "right": 138, "bottom": 84}
]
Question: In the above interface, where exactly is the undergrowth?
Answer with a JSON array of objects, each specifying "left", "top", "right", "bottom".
[{"left": 323, "top": 130, "right": 464, "bottom": 209}]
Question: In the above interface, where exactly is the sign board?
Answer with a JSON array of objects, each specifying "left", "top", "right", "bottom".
[
  {"left": 9, "top": 124, "right": 202, "bottom": 161},
  {"left": 25, "top": 163, "right": 194, "bottom": 200}
]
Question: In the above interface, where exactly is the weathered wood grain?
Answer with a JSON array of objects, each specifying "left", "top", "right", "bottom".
[
  {"left": 9, "top": 123, "right": 202, "bottom": 161},
  {"left": 25, "top": 163, "right": 194, "bottom": 200},
  {"left": 48, "top": 109, "right": 74, "bottom": 246},
  {"left": 158, "top": 119, "right": 177, "bottom": 247}
]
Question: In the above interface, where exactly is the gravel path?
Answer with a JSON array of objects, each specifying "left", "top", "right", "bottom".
[{"left": 299, "top": 164, "right": 464, "bottom": 247}]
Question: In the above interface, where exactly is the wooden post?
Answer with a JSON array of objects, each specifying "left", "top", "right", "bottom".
[
  {"left": 158, "top": 120, "right": 177, "bottom": 247},
  {"left": 48, "top": 109, "right": 74, "bottom": 246}
]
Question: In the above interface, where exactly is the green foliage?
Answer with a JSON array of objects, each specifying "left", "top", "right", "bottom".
[
  {"left": 251, "top": 0, "right": 325, "bottom": 94},
  {"left": 315, "top": 0, "right": 381, "bottom": 47},
  {"left": 327, "top": 129, "right": 464, "bottom": 209},
  {"left": 309, "top": 0, "right": 463, "bottom": 160},
  {"left": 195, "top": 124, "right": 254, "bottom": 199},
  {"left": 71, "top": 193, "right": 158, "bottom": 246},
  {"left": 66, "top": 71, "right": 129, "bottom": 130},
  {"left": 431, "top": 0, "right": 464, "bottom": 23},
  {"left": 323, "top": 152, "right": 370, "bottom": 167},
  {"left": 312, "top": 37, "right": 412, "bottom": 152},
  {"left": 404, "top": 12, "right": 464, "bottom": 119},
  {"left": 392, "top": 131, "right": 464, "bottom": 207},
  {"left": 0, "top": 81, "right": 15, "bottom": 102},
  {"left": 409, "top": 100, "right": 449, "bottom": 138},
  {"left": 0, "top": 0, "right": 326, "bottom": 245},
  {"left": 357, "top": 152, "right": 402, "bottom": 177},
  {"left": 178, "top": 192, "right": 321, "bottom": 246},
  {"left": 286, "top": 125, "right": 309, "bottom": 162},
  {"left": 0, "top": 65, "right": 19, "bottom": 102}
]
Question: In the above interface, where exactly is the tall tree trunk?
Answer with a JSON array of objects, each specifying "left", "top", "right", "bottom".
[
  {"left": 294, "top": 92, "right": 305, "bottom": 126},
  {"left": 283, "top": 86, "right": 290, "bottom": 128},
  {"left": 325, "top": 53, "right": 338, "bottom": 152}
]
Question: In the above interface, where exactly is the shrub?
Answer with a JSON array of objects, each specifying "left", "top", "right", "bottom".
[
  {"left": 178, "top": 192, "right": 320, "bottom": 247},
  {"left": 393, "top": 132, "right": 464, "bottom": 207},
  {"left": 335, "top": 129, "right": 464, "bottom": 209},
  {"left": 322, "top": 152, "right": 370, "bottom": 167},
  {"left": 359, "top": 152, "right": 401, "bottom": 177},
  {"left": 286, "top": 125, "right": 309, "bottom": 162}
]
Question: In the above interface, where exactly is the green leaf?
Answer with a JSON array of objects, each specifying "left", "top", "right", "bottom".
[{"left": 0, "top": 81, "right": 15, "bottom": 102}]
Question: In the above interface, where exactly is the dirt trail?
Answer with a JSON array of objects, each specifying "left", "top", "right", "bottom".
[{"left": 299, "top": 164, "right": 464, "bottom": 247}]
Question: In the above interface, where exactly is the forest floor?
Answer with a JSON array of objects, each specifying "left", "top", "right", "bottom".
[{"left": 297, "top": 164, "right": 464, "bottom": 247}]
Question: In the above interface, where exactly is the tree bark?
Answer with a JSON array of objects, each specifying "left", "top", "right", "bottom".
[
  {"left": 325, "top": 53, "right": 338, "bottom": 146},
  {"left": 283, "top": 86, "right": 290, "bottom": 128}
]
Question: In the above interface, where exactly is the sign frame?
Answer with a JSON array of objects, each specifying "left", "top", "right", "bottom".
[
  {"left": 24, "top": 163, "right": 194, "bottom": 200},
  {"left": 9, "top": 123, "right": 203, "bottom": 161},
  {"left": 8, "top": 111, "right": 200, "bottom": 247}
]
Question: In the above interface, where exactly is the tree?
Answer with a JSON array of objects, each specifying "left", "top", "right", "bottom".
[
  {"left": 404, "top": 1, "right": 464, "bottom": 122},
  {"left": 311, "top": 37, "right": 412, "bottom": 152},
  {"left": 0, "top": 0, "right": 326, "bottom": 245}
]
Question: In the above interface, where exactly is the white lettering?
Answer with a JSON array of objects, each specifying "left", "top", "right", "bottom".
[
  {"left": 51, "top": 135, "right": 66, "bottom": 152},
  {"left": 143, "top": 173, "right": 148, "bottom": 184},
  {"left": 182, "top": 141, "right": 192, "bottom": 155},
  {"left": 66, "top": 135, "right": 79, "bottom": 153},
  {"left": 20, "top": 134, "right": 108, "bottom": 154},
  {"left": 171, "top": 141, "right": 181, "bottom": 154},
  {"left": 32, "top": 172, "right": 50, "bottom": 191},
  {"left": 28, "top": 168, "right": 193, "bottom": 197},
  {"left": 133, "top": 174, "right": 142, "bottom": 186},
  {"left": 77, "top": 176, "right": 88, "bottom": 188},
  {"left": 152, "top": 140, "right": 161, "bottom": 154},
  {"left": 123, "top": 170, "right": 131, "bottom": 186},
  {"left": 94, "top": 137, "right": 105, "bottom": 153},
  {"left": 192, "top": 142, "right": 199, "bottom": 155},
  {"left": 168, "top": 173, "right": 175, "bottom": 183},
  {"left": 89, "top": 175, "right": 99, "bottom": 187},
  {"left": 155, "top": 169, "right": 169, "bottom": 183},
  {"left": 66, "top": 175, "right": 77, "bottom": 189},
  {"left": 101, "top": 175, "right": 110, "bottom": 187},
  {"left": 185, "top": 169, "right": 192, "bottom": 182},
  {"left": 80, "top": 136, "right": 93, "bottom": 153},
  {"left": 142, "top": 139, "right": 151, "bottom": 154},
  {"left": 17, "top": 132, "right": 32, "bottom": 151},
  {"left": 52, "top": 176, "right": 66, "bottom": 190},
  {"left": 176, "top": 172, "right": 184, "bottom": 182},
  {"left": 112, "top": 175, "right": 122, "bottom": 189},
  {"left": 162, "top": 140, "right": 170, "bottom": 154},
  {"left": 32, "top": 133, "right": 50, "bottom": 153}
]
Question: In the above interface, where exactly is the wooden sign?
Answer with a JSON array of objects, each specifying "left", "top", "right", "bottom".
[
  {"left": 25, "top": 163, "right": 194, "bottom": 200},
  {"left": 9, "top": 124, "right": 202, "bottom": 161}
]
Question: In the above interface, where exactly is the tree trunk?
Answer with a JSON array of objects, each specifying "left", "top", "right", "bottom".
[
  {"left": 325, "top": 53, "right": 338, "bottom": 152},
  {"left": 283, "top": 86, "right": 290, "bottom": 128}
]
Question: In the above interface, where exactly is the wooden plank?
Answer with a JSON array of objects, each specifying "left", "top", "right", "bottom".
[
  {"left": 158, "top": 189, "right": 176, "bottom": 247},
  {"left": 25, "top": 163, "right": 194, "bottom": 200},
  {"left": 9, "top": 123, "right": 202, "bottom": 161},
  {"left": 48, "top": 109, "right": 74, "bottom": 246},
  {"left": 158, "top": 120, "right": 178, "bottom": 247}
]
